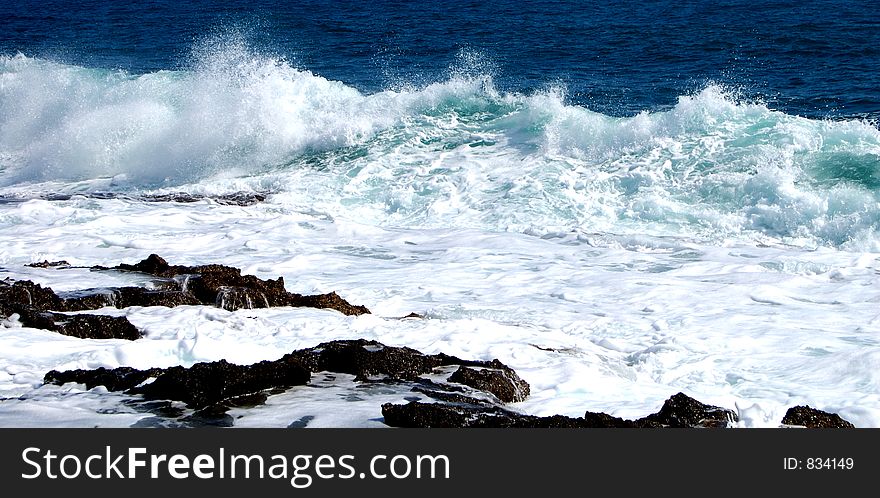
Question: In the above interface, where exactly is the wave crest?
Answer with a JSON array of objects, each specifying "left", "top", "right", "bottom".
[{"left": 2, "top": 47, "right": 879, "bottom": 250}]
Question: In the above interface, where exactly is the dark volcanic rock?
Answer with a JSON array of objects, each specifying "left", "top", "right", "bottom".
[
  {"left": 132, "top": 358, "right": 310, "bottom": 409},
  {"left": 41, "top": 339, "right": 531, "bottom": 425},
  {"left": 382, "top": 392, "right": 743, "bottom": 429},
  {"left": 0, "top": 279, "right": 65, "bottom": 315},
  {"left": 381, "top": 401, "right": 636, "bottom": 428},
  {"left": 63, "top": 287, "right": 202, "bottom": 311},
  {"left": 45, "top": 366, "right": 166, "bottom": 392},
  {"left": 186, "top": 268, "right": 286, "bottom": 309},
  {"left": 293, "top": 291, "right": 371, "bottom": 316},
  {"left": 382, "top": 401, "right": 522, "bottom": 428},
  {"left": 781, "top": 405, "right": 855, "bottom": 428},
  {"left": 286, "top": 339, "right": 505, "bottom": 381},
  {"left": 1, "top": 279, "right": 142, "bottom": 340},
  {"left": 114, "top": 253, "right": 173, "bottom": 276},
  {"left": 45, "top": 357, "right": 310, "bottom": 410},
  {"left": 635, "top": 392, "right": 738, "bottom": 428},
  {"left": 111, "top": 254, "right": 370, "bottom": 315},
  {"left": 113, "top": 287, "right": 203, "bottom": 308},
  {"left": 17, "top": 311, "right": 141, "bottom": 340},
  {"left": 447, "top": 361, "right": 530, "bottom": 403},
  {"left": 25, "top": 260, "right": 71, "bottom": 269},
  {"left": 288, "top": 339, "right": 444, "bottom": 381},
  {"left": 140, "top": 192, "right": 267, "bottom": 206},
  {"left": 34, "top": 191, "right": 267, "bottom": 206}
]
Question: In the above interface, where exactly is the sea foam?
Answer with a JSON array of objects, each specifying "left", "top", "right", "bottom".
[{"left": 2, "top": 45, "right": 879, "bottom": 250}]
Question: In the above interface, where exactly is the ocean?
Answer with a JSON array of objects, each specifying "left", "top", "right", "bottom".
[{"left": 0, "top": 0, "right": 878, "bottom": 427}]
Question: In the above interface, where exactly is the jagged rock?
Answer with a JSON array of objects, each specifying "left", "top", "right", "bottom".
[
  {"left": 381, "top": 401, "right": 637, "bottom": 428},
  {"left": 139, "top": 192, "right": 267, "bottom": 206},
  {"left": 781, "top": 406, "right": 855, "bottom": 428},
  {"left": 132, "top": 358, "right": 310, "bottom": 409},
  {"left": 635, "top": 392, "right": 738, "bottom": 428},
  {"left": 42, "top": 339, "right": 527, "bottom": 424},
  {"left": 25, "top": 260, "right": 71, "bottom": 268},
  {"left": 63, "top": 287, "right": 202, "bottom": 311},
  {"left": 293, "top": 291, "right": 371, "bottom": 316},
  {"left": 382, "top": 392, "right": 740, "bottom": 428},
  {"left": 114, "top": 253, "right": 173, "bottom": 276},
  {"left": 45, "top": 357, "right": 310, "bottom": 410},
  {"left": 35, "top": 191, "right": 267, "bottom": 206},
  {"left": 286, "top": 339, "right": 502, "bottom": 381},
  {"left": 1, "top": 280, "right": 142, "bottom": 340},
  {"left": 111, "top": 254, "right": 370, "bottom": 315},
  {"left": 17, "top": 311, "right": 141, "bottom": 340},
  {"left": 382, "top": 400, "right": 521, "bottom": 428},
  {"left": 447, "top": 361, "right": 530, "bottom": 403},
  {"left": 45, "top": 366, "right": 166, "bottom": 392},
  {"left": 0, "top": 279, "right": 65, "bottom": 314}
]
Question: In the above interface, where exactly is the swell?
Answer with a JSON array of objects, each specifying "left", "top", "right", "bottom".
[{"left": 1, "top": 47, "right": 879, "bottom": 250}]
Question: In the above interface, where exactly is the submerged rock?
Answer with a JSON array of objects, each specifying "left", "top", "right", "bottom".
[{"left": 781, "top": 405, "right": 855, "bottom": 428}]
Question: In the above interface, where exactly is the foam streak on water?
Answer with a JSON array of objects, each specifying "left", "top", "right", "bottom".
[{"left": 1, "top": 46, "right": 879, "bottom": 427}]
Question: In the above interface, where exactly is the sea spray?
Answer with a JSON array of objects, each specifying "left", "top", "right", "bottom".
[{"left": 2, "top": 49, "right": 879, "bottom": 250}]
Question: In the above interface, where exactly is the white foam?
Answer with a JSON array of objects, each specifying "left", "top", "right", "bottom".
[
  {"left": 1, "top": 47, "right": 879, "bottom": 427},
  {"left": 0, "top": 194, "right": 877, "bottom": 427}
]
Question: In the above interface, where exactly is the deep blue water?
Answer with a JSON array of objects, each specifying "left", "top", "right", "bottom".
[{"left": 1, "top": 0, "right": 879, "bottom": 119}]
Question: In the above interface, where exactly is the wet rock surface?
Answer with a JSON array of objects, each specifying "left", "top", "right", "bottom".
[
  {"left": 286, "top": 339, "right": 514, "bottom": 382},
  {"left": 781, "top": 405, "right": 855, "bottom": 428},
  {"left": 1, "top": 279, "right": 142, "bottom": 340},
  {"left": 447, "top": 361, "right": 530, "bottom": 403},
  {"left": 42, "top": 340, "right": 529, "bottom": 424},
  {"left": 1, "top": 255, "right": 372, "bottom": 340},
  {"left": 0, "top": 191, "right": 269, "bottom": 206},
  {"left": 132, "top": 358, "right": 310, "bottom": 409},
  {"left": 25, "top": 260, "right": 71, "bottom": 269},
  {"left": 17, "top": 311, "right": 141, "bottom": 340},
  {"left": 7, "top": 259, "right": 858, "bottom": 429},
  {"left": 138, "top": 192, "right": 267, "bottom": 206},
  {"left": 384, "top": 392, "right": 759, "bottom": 429},
  {"left": 45, "top": 366, "right": 166, "bottom": 392},
  {"left": 46, "top": 357, "right": 310, "bottom": 410},
  {"left": 636, "top": 392, "right": 738, "bottom": 428},
  {"left": 63, "top": 287, "right": 203, "bottom": 310},
  {"left": 110, "top": 254, "right": 371, "bottom": 315},
  {"left": 39, "top": 337, "right": 858, "bottom": 428},
  {"left": 0, "top": 279, "right": 65, "bottom": 314}
]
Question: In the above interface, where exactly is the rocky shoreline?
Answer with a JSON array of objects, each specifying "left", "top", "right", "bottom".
[
  {"left": 0, "top": 191, "right": 269, "bottom": 207},
  {"left": 2, "top": 255, "right": 856, "bottom": 429}
]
